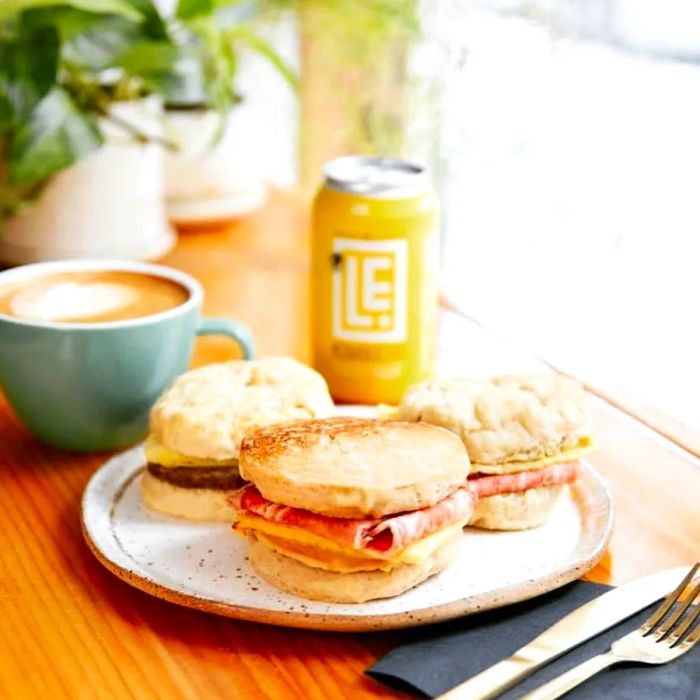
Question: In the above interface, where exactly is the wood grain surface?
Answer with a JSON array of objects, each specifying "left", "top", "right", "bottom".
[{"left": 0, "top": 191, "right": 698, "bottom": 700}]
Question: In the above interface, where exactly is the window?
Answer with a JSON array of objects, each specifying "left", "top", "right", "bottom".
[{"left": 425, "top": 1, "right": 700, "bottom": 431}]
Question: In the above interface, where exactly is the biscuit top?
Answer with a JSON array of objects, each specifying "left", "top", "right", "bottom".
[
  {"left": 399, "top": 374, "right": 590, "bottom": 465},
  {"left": 149, "top": 358, "right": 334, "bottom": 460},
  {"left": 239, "top": 417, "right": 470, "bottom": 513}
]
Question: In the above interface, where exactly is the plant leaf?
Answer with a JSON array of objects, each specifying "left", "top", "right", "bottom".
[
  {"left": 0, "top": 24, "right": 60, "bottom": 121},
  {"left": 120, "top": 0, "right": 170, "bottom": 39},
  {"left": 176, "top": 0, "right": 215, "bottom": 20},
  {"left": 0, "top": 0, "right": 142, "bottom": 21},
  {"left": 117, "top": 40, "right": 189, "bottom": 96},
  {"left": 176, "top": 0, "right": 251, "bottom": 21},
  {"left": 225, "top": 24, "right": 297, "bottom": 90},
  {"left": 18, "top": 5, "right": 169, "bottom": 71},
  {"left": 10, "top": 87, "right": 102, "bottom": 184},
  {"left": 0, "top": 99, "right": 14, "bottom": 134},
  {"left": 53, "top": 12, "right": 144, "bottom": 70},
  {"left": 158, "top": 53, "right": 208, "bottom": 105},
  {"left": 117, "top": 41, "right": 180, "bottom": 73}
]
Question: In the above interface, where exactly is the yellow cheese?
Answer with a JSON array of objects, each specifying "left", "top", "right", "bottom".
[
  {"left": 144, "top": 435, "right": 238, "bottom": 468},
  {"left": 255, "top": 532, "right": 396, "bottom": 572},
  {"left": 234, "top": 513, "right": 465, "bottom": 567},
  {"left": 394, "top": 524, "right": 462, "bottom": 564},
  {"left": 472, "top": 437, "right": 594, "bottom": 474},
  {"left": 234, "top": 514, "right": 385, "bottom": 559}
]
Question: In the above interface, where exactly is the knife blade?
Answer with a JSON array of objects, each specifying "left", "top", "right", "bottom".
[{"left": 436, "top": 566, "right": 693, "bottom": 700}]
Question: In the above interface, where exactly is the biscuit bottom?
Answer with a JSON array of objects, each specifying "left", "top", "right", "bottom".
[
  {"left": 468, "top": 485, "right": 568, "bottom": 530},
  {"left": 140, "top": 470, "right": 238, "bottom": 521},
  {"left": 247, "top": 531, "right": 460, "bottom": 603}
]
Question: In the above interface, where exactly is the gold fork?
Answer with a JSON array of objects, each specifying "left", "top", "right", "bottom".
[{"left": 521, "top": 563, "right": 700, "bottom": 699}]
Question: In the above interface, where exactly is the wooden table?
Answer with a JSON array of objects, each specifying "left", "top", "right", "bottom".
[{"left": 0, "top": 191, "right": 698, "bottom": 700}]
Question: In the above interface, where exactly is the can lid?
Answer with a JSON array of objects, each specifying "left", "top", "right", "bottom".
[{"left": 323, "top": 156, "right": 429, "bottom": 197}]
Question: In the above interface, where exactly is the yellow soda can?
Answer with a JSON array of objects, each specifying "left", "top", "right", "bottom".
[{"left": 311, "top": 156, "right": 439, "bottom": 404}]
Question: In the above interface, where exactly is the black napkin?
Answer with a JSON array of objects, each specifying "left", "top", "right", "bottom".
[{"left": 367, "top": 581, "right": 700, "bottom": 699}]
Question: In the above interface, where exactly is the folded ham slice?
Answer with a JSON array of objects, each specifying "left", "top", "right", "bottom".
[
  {"left": 230, "top": 486, "right": 476, "bottom": 556},
  {"left": 468, "top": 462, "right": 578, "bottom": 498}
]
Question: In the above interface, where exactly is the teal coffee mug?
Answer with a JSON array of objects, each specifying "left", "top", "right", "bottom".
[{"left": 0, "top": 260, "right": 255, "bottom": 451}]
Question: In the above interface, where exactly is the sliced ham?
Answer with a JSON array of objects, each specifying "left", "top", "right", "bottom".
[
  {"left": 230, "top": 486, "right": 476, "bottom": 556},
  {"left": 467, "top": 462, "right": 578, "bottom": 498}
]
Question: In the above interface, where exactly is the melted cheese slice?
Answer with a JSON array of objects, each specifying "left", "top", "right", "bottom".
[
  {"left": 256, "top": 533, "right": 397, "bottom": 572},
  {"left": 472, "top": 438, "right": 594, "bottom": 474},
  {"left": 144, "top": 435, "right": 238, "bottom": 468},
  {"left": 398, "top": 524, "right": 462, "bottom": 564},
  {"left": 234, "top": 513, "right": 464, "bottom": 572}
]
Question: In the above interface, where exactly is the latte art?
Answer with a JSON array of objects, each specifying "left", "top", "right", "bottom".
[
  {"left": 10, "top": 282, "right": 140, "bottom": 322},
  {"left": 0, "top": 271, "right": 189, "bottom": 323}
]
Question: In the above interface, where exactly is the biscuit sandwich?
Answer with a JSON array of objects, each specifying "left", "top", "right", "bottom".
[
  {"left": 399, "top": 374, "right": 592, "bottom": 530},
  {"left": 230, "top": 417, "right": 475, "bottom": 603},
  {"left": 142, "top": 357, "right": 334, "bottom": 521}
]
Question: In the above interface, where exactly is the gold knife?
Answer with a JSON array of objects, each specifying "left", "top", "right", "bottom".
[{"left": 436, "top": 566, "right": 692, "bottom": 700}]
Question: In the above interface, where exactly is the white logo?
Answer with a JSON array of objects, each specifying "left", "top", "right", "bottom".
[{"left": 332, "top": 237, "right": 407, "bottom": 343}]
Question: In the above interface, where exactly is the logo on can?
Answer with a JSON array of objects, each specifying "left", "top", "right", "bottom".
[{"left": 332, "top": 237, "right": 408, "bottom": 343}]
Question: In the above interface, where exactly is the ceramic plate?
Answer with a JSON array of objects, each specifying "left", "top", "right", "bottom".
[{"left": 82, "top": 410, "right": 613, "bottom": 632}]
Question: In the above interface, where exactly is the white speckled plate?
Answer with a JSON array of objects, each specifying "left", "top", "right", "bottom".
[{"left": 82, "top": 409, "right": 613, "bottom": 632}]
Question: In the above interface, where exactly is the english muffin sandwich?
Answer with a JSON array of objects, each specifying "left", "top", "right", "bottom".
[
  {"left": 399, "top": 374, "right": 592, "bottom": 530},
  {"left": 142, "top": 357, "right": 334, "bottom": 521},
  {"left": 231, "top": 417, "right": 474, "bottom": 603}
]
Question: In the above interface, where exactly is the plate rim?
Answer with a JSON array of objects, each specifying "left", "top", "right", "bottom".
[{"left": 81, "top": 448, "right": 613, "bottom": 632}]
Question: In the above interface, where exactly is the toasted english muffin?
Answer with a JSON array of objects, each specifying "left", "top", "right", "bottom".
[
  {"left": 239, "top": 417, "right": 470, "bottom": 519},
  {"left": 399, "top": 374, "right": 591, "bottom": 468},
  {"left": 247, "top": 531, "right": 460, "bottom": 603},
  {"left": 149, "top": 357, "right": 334, "bottom": 462}
]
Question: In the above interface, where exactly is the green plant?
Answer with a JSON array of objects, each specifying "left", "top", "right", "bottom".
[{"left": 0, "top": 0, "right": 296, "bottom": 221}]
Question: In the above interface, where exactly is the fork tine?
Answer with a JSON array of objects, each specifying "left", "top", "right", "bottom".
[
  {"left": 658, "top": 577, "right": 700, "bottom": 640},
  {"left": 642, "top": 563, "right": 699, "bottom": 635},
  {"left": 681, "top": 606, "right": 700, "bottom": 645},
  {"left": 670, "top": 602, "right": 700, "bottom": 647},
  {"left": 669, "top": 583, "right": 700, "bottom": 647}
]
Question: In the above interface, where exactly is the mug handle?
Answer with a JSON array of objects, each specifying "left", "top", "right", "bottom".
[{"left": 196, "top": 318, "right": 256, "bottom": 360}]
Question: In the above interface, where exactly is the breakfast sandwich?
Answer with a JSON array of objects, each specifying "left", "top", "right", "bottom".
[
  {"left": 398, "top": 374, "right": 592, "bottom": 530},
  {"left": 230, "top": 417, "right": 474, "bottom": 603},
  {"left": 142, "top": 357, "right": 334, "bottom": 521}
]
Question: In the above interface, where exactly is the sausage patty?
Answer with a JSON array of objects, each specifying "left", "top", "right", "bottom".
[{"left": 147, "top": 463, "right": 242, "bottom": 490}]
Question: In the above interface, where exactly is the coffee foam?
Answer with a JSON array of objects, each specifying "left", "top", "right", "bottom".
[{"left": 9, "top": 282, "right": 140, "bottom": 322}]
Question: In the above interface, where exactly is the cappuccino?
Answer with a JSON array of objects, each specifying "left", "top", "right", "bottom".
[{"left": 0, "top": 270, "right": 189, "bottom": 323}]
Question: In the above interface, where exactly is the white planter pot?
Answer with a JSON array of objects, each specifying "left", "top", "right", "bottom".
[
  {"left": 163, "top": 104, "right": 268, "bottom": 226},
  {"left": 0, "top": 99, "right": 175, "bottom": 265}
]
